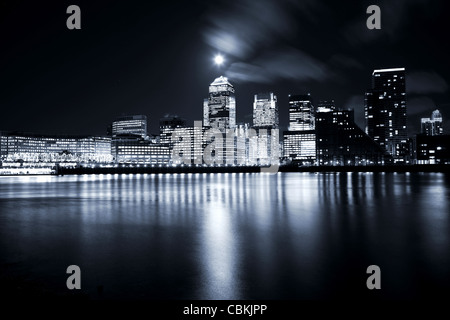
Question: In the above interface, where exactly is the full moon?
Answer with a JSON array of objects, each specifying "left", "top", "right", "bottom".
[{"left": 214, "top": 54, "right": 224, "bottom": 66}]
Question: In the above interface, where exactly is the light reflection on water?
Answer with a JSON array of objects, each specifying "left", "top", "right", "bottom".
[{"left": 0, "top": 172, "right": 449, "bottom": 300}]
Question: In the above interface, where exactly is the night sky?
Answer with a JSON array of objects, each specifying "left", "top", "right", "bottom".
[{"left": 1, "top": 0, "right": 449, "bottom": 136}]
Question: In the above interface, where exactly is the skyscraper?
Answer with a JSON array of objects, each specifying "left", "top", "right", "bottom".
[
  {"left": 365, "top": 68, "right": 407, "bottom": 162},
  {"left": 253, "top": 93, "right": 278, "bottom": 128},
  {"left": 252, "top": 93, "right": 279, "bottom": 166},
  {"left": 283, "top": 130, "right": 316, "bottom": 162},
  {"left": 283, "top": 93, "right": 316, "bottom": 163},
  {"left": 111, "top": 115, "right": 148, "bottom": 138},
  {"left": 421, "top": 109, "right": 443, "bottom": 136},
  {"left": 203, "top": 76, "right": 236, "bottom": 131},
  {"left": 317, "top": 100, "right": 336, "bottom": 113},
  {"left": 288, "top": 94, "right": 315, "bottom": 131}
]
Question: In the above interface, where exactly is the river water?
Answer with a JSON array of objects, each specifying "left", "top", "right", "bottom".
[{"left": 0, "top": 172, "right": 449, "bottom": 300}]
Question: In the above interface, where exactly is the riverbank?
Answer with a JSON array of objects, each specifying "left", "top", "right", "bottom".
[
  {"left": 53, "top": 164, "right": 450, "bottom": 175},
  {"left": 0, "top": 167, "right": 55, "bottom": 176},
  {"left": 1, "top": 164, "right": 449, "bottom": 176}
]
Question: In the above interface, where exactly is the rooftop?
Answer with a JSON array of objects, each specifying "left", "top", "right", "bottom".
[
  {"left": 372, "top": 68, "right": 405, "bottom": 75},
  {"left": 210, "top": 76, "right": 232, "bottom": 87}
]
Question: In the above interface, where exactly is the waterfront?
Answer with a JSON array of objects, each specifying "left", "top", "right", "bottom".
[{"left": 1, "top": 172, "right": 449, "bottom": 300}]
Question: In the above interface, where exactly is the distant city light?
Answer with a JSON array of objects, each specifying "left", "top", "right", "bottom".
[{"left": 214, "top": 54, "right": 224, "bottom": 66}]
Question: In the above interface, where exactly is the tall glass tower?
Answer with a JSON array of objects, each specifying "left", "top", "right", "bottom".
[
  {"left": 203, "top": 76, "right": 236, "bottom": 132},
  {"left": 252, "top": 92, "right": 279, "bottom": 166},
  {"left": 253, "top": 92, "right": 278, "bottom": 128},
  {"left": 288, "top": 94, "right": 315, "bottom": 131},
  {"left": 283, "top": 93, "right": 316, "bottom": 163},
  {"left": 421, "top": 109, "right": 443, "bottom": 136},
  {"left": 365, "top": 68, "right": 407, "bottom": 162}
]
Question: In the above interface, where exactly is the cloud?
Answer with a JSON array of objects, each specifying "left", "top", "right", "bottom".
[
  {"left": 204, "top": 29, "right": 253, "bottom": 59},
  {"left": 407, "top": 96, "right": 436, "bottom": 115},
  {"left": 329, "top": 54, "right": 363, "bottom": 70},
  {"left": 407, "top": 71, "right": 448, "bottom": 94},
  {"left": 202, "top": 0, "right": 327, "bottom": 59},
  {"left": 263, "top": 48, "right": 329, "bottom": 81},
  {"left": 224, "top": 46, "right": 329, "bottom": 84},
  {"left": 202, "top": 0, "right": 339, "bottom": 84},
  {"left": 203, "top": 0, "right": 297, "bottom": 59},
  {"left": 225, "top": 62, "right": 269, "bottom": 83}
]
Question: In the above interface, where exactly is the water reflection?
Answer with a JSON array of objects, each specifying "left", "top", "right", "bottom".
[{"left": 0, "top": 173, "right": 449, "bottom": 300}]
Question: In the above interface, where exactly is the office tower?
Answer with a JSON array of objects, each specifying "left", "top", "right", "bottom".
[
  {"left": 203, "top": 99, "right": 210, "bottom": 127},
  {"left": 283, "top": 131, "right": 316, "bottom": 162},
  {"left": 283, "top": 93, "right": 316, "bottom": 164},
  {"left": 316, "top": 108, "right": 390, "bottom": 165},
  {"left": 112, "top": 135, "right": 170, "bottom": 164},
  {"left": 202, "top": 76, "right": 237, "bottom": 165},
  {"left": 235, "top": 123, "right": 251, "bottom": 166},
  {"left": 288, "top": 94, "right": 315, "bottom": 131},
  {"left": 317, "top": 100, "right": 336, "bottom": 113},
  {"left": 159, "top": 116, "right": 186, "bottom": 145},
  {"left": 248, "top": 127, "right": 279, "bottom": 166},
  {"left": 421, "top": 109, "right": 443, "bottom": 136},
  {"left": 170, "top": 125, "right": 204, "bottom": 165},
  {"left": 111, "top": 115, "right": 148, "bottom": 138},
  {"left": 365, "top": 68, "right": 407, "bottom": 162},
  {"left": 252, "top": 93, "right": 279, "bottom": 166},
  {"left": 253, "top": 93, "right": 279, "bottom": 128},
  {"left": 203, "top": 76, "right": 236, "bottom": 131}
]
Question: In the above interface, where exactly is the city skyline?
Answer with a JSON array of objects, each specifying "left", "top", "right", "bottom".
[
  {"left": 2, "top": 1, "right": 450, "bottom": 305},
  {"left": 1, "top": 71, "right": 449, "bottom": 168},
  {"left": 1, "top": 1, "right": 450, "bottom": 137},
  {"left": 0, "top": 70, "right": 445, "bottom": 139}
]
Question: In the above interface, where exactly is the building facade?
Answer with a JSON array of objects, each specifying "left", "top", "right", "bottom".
[
  {"left": 235, "top": 123, "right": 251, "bottom": 166},
  {"left": 112, "top": 135, "right": 170, "bottom": 164},
  {"left": 365, "top": 68, "right": 407, "bottom": 162},
  {"left": 317, "top": 100, "right": 336, "bottom": 113},
  {"left": 283, "top": 130, "right": 316, "bottom": 163},
  {"left": 421, "top": 109, "right": 444, "bottom": 136},
  {"left": 252, "top": 92, "right": 279, "bottom": 166},
  {"left": 253, "top": 93, "right": 279, "bottom": 128},
  {"left": 316, "top": 108, "right": 390, "bottom": 165},
  {"left": 0, "top": 131, "right": 112, "bottom": 164},
  {"left": 283, "top": 93, "right": 316, "bottom": 163},
  {"left": 159, "top": 116, "right": 187, "bottom": 145},
  {"left": 170, "top": 125, "right": 205, "bottom": 165},
  {"left": 111, "top": 115, "right": 148, "bottom": 138},
  {"left": 203, "top": 76, "right": 236, "bottom": 132},
  {"left": 414, "top": 134, "right": 450, "bottom": 164},
  {"left": 288, "top": 94, "right": 315, "bottom": 131}
]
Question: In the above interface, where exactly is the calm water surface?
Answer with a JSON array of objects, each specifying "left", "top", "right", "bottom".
[{"left": 1, "top": 172, "right": 449, "bottom": 300}]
